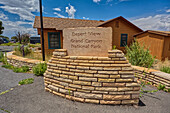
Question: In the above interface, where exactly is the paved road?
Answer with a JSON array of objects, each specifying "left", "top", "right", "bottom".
[
  {"left": 0, "top": 46, "right": 15, "bottom": 53},
  {"left": 0, "top": 66, "right": 170, "bottom": 113}
]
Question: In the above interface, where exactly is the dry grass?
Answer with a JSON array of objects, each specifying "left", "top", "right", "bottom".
[
  {"left": 14, "top": 51, "right": 52, "bottom": 62},
  {"left": 152, "top": 58, "right": 170, "bottom": 71}
]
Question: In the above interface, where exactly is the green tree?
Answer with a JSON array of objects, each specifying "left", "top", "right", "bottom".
[
  {"left": 11, "top": 36, "right": 18, "bottom": 42},
  {"left": 0, "top": 21, "right": 4, "bottom": 35},
  {"left": 0, "top": 35, "right": 9, "bottom": 41}
]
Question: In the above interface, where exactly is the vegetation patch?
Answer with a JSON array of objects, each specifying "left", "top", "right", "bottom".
[
  {"left": 18, "top": 78, "right": 34, "bottom": 85},
  {"left": 125, "top": 39, "right": 155, "bottom": 68},
  {"left": 13, "top": 66, "right": 29, "bottom": 73},
  {"left": 0, "top": 108, "right": 10, "bottom": 113},
  {"left": 33, "top": 63, "right": 47, "bottom": 76},
  {"left": 160, "top": 66, "right": 170, "bottom": 74}
]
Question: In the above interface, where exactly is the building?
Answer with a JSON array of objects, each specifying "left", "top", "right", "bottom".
[
  {"left": 33, "top": 16, "right": 143, "bottom": 54},
  {"left": 134, "top": 30, "right": 170, "bottom": 60},
  {"left": 30, "top": 37, "right": 40, "bottom": 44}
]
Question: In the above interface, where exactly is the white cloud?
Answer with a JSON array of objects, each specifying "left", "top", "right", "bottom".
[
  {"left": 53, "top": 8, "right": 61, "bottom": 12},
  {"left": 132, "top": 14, "right": 170, "bottom": 31},
  {"left": 0, "top": 0, "right": 39, "bottom": 21},
  {"left": 65, "top": 4, "right": 76, "bottom": 18},
  {"left": 83, "top": 17, "right": 89, "bottom": 20},
  {"left": 166, "top": 9, "right": 170, "bottom": 13},
  {"left": 0, "top": 19, "right": 36, "bottom": 37},
  {"left": 0, "top": 12, "right": 8, "bottom": 20},
  {"left": 93, "top": 0, "right": 101, "bottom": 3},
  {"left": 54, "top": 12, "right": 66, "bottom": 18}
]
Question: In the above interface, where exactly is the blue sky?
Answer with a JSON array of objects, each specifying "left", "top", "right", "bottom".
[{"left": 0, "top": 0, "right": 169, "bottom": 38}]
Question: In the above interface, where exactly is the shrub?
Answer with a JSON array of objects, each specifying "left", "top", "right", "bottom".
[
  {"left": 33, "top": 63, "right": 47, "bottom": 76},
  {"left": 160, "top": 66, "right": 170, "bottom": 74},
  {"left": 2, "top": 64, "right": 14, "bottom": 69},
  {"left": 125, "top": 39, "right": 155, "bottom": 68},
  {"left": 19, "top": 78, "right": 34, "bottom": 85},
  {"left": 14, "top": 45, "right": 31, "bottom": 56},
  {"left": 157, "top": 84, "right": 165, "bottom": 90},
  {"left": 13, "top": 66, "right": 29, "bottom": 73},
  {"left": 0, "top": 52, "right": 4, "bottom": 62}
]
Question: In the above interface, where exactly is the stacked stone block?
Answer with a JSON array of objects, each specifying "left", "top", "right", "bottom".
[
  {"left": 134, "top": 69, "right": 170, "bottom": 89},
  {"left": 44, "top": 49, "right": 140, "bottom": 105}
]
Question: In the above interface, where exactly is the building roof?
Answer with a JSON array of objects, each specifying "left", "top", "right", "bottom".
[
  {"left": 33, "top": 16, "right": 143, "bottom": 32},
  {"left": 97, "top": 16, "right": 143, "bottom": 32},
  {"left": 134, "top": 30, "right": 170, "bottom": 37},
  {"left": 33, "top": 16, "right": 103, "bottom": 30}
]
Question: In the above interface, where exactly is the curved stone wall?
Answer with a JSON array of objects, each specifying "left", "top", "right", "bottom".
[{"left": 44, "top": 49, "right": 140, "bottom": 105}]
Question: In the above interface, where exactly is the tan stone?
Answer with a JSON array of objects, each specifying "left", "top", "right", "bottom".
[
  {"left": 78, "top": 63, "right": 94, "bottom": 66},
  {"left": 114, "top": 61, "right": 128, "bottom": 64},
  {"left": 66, "top": 95, "right": 84, "bottom": 102},
  {"left": 77, "top": 89, "right": 91, "bottom": 93},
  {"left": 109, "top": 92, "right": 124, "bottom": 95},
  {"left": 98, "top": 71, "right": 118, "bottom": 75},
  {"left": 69, "top": 84, "right": 81, "bottom": 89},
  {"left": 119, "top": 71, "right": 134, "bottom": 74},
  {"left": 102, "top": 61, "right": 115, "bottom": 64},
  {"left": 121, "top": 75, "right": 134, "bottom": 78},
  {"left": 90, "top": 67, "right": 103, "bottom": 70},
  {"left": 77, "top": 56, "right": 93, "bottom": 60},
  {"left": 126, "top": 83, "right": 140, "bottom": 87},
  {"left": 98, "top": 57, "right": 111, "bottom": 60},
  {"left": 48, "top": 85, "right": 59, "bottom": 92},
  {"left": 116, "top": 79, "right": 133, "bottom": 82},
  {"left": 52, "top": 83, "right": 64, "bottom": 88},
  {"left": 53, "top": 70, "right": 62, "bottom": 74},
  {"left": 95, "top": 87, "right": 117, "bottom": 91},
  {"left": 121, "top": 99, "right": 139, "bottom": 105},
  {"left": 77, "top": 66, "right": 89, "bottom": 70},
  {"left": 53, "top": 91, "right": 65, "bottom": 97},
  {"left": 73, "top": 80, "right": 91, "bottom": 85},
  {"left": 110, "top": 75, "right": 120, "bottom": 78},
  {"left": 118, "top": 87, "right": 133, "bottom": 91},
  {"left": 103, "top": 67, "right": 121, "bottom": 71},
  {"left": 54, "top": 77, "right": 72, "bottom": 83},
  {"left": 45, "top": 87, "right": 52, "bottom": 93},
  {"left": 100, "top": 100, "right": 121, "bottom": 105},
  {"left": 92, "top": 91, "right": 108, "bottom": 94},
  {"left": 58, "top": 67, "right": 69, "bottom": 71},
  {"left": 69, "top": 75, "right": 78, "bottom": 80},
  {"left": 85, "top": 70, "right": 97, "bottom": 74},
  {"left": 98, "top": 78, "right": 115, "bottom": 82},
  {"left": 111, "top": 64, "right": 131, "bottom": 67},
  {"left": 62, "top": 71, "right": 75, "bottom": 76},
  {"left": 51, "top": 73, "right": 60, "bottom": 77},
  {"left": 57, "top": 64, "right": 66, "bottom": 68},
  {"left": 74, "top": 92, "right": 102, "bottom": 99},
  {"left": 132, "top": 94, "right": 140, "bottom": 99},
  {"left": 59, "top": 61, "right": 69, "bottom": 65},
  {"left": 94, "top": 74, "right": 109, "bottom": 78},
  {"left": 59, "top": 81, "right": 69, "bottom": 87},
  {"left": 70, "top": 62, "right": 78, "bottom": 66},
  {"left": 103, "top": 95, "right": 130, "bottom": 100},
  {"left": 82, "top": 86, "right": 95, "bottom": 90},
  {"left": 111, "top": 58, "right": 120, "bottom": 61},
  {"left": 60, "top": 74, "right": 68, "bottom": 78},
  {"left": 92, "top": 82, "right": 102, "bottom": 86},
  {"left": 59, "top": 88, "right": 73, "bottom": 95},
  {"left": 103, "top": 83, "right": 125, "bottom": 87},
  {"left": 85, "top": 99, "right": 99, "bottom": 104},
  {"left": 67, "top": 65, "right": 76, "bottom": 69},
  {"left": 122, "top": 67, "right": 133, "bottom": 71},
  {"left": 75, "top": 72, "right": 93, "bottom": 77},
  {"left": 70, "top": 69, "right": 85, "bottom": 73},
  {"left": 74, "top": 60, "right": 89, "bottom": 63},
  {"left": 79, "top": 77, "right": 97, "bottom": 82},
  {"left": 89, "top": 60, "right": 102, "bottom": 63},
  {"left": 93, "top": 64, "right": 111, "bottom": 67}
]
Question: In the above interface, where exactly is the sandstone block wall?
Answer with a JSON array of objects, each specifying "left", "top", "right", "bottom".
[
  {"left": 44, "top": 49, "right": 140, "bottom": 105},
  {"left": 7, "top": 54, "right": 44, "bottom": 70},
  {"left": 133, "top": 66, "right": 170, "bottom": 89}
]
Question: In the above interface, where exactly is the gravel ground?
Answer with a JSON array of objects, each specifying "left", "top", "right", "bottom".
[{"left": 0, "top": 65, "right": 170, "bottom": 113}]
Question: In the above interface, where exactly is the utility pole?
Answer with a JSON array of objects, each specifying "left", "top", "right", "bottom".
[{"left": 39, "top": 0, "right": 45, "bottom": 61}]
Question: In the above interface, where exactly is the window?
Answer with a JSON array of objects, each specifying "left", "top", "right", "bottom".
[
  {"left": 48, "top": 32, "right": 61, "bottom": 49},
  {"left": 120, "top": 34, "right": 128, "bottom": 47}
]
